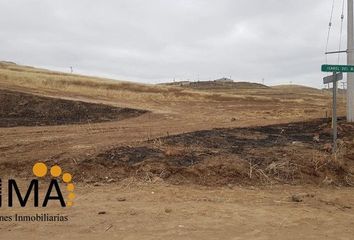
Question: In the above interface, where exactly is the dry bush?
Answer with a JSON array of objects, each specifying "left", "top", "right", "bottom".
[
  {"left": 333, "top": 140, "right": 347, "bottom": 167},
  {"left": 247, "top": 161, "right": 272, "bottom": 184},
  {"left": 310, "top": 151, "right": 331, "bottom": 172},
  {"left": 265, "top": 160, "right": 299, "bottom": 182}
]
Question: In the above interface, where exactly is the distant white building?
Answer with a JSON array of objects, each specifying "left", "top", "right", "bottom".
[{"left": 178, "top": 81, "right": 191, "bottom": 86}]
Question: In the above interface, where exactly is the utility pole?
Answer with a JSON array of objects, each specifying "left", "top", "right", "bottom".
[{"left": 347, "top": 0, "right": 354, "bottom": 122}]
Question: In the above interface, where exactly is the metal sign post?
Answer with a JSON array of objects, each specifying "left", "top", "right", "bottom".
[
  {"left": 322, "top": 71, "right": 343, "bottom": 154},
  {"left": 332, "top": 73, "right": 338, "bottom": 154}
]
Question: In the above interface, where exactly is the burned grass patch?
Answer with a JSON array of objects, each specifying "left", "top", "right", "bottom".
[
  {"left": 79, "top": 118, "right": 354, "bottom": 186},
  {"left": 0, "top": 89, "right": 148, "bottom": 127}
]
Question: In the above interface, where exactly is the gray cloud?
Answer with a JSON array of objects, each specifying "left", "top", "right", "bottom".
[{"left": 0, "top": 0, "right": 347, "bottom": 87}]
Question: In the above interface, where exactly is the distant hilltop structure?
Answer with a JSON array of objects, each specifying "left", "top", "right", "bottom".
[
  {"left": 176, "top": 80, "right": 191, "bottom": 86},
  {"left": 163, "top": 77, "right": 234, "bottom": 86},
  {"left": 214, "top": 77, "right": 233, "bottom": 83},
  {"left": 160, "top": 77, "right": 269, "bottom": 89}
]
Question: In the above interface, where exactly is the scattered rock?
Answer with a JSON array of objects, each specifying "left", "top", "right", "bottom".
[
  {"left": 291, "top": 195, "right": 303, "bottom": 202},
  {"left": 291, "top": 193, "right": 315, "bottom": 203},
  {"left": 165, "top": 208, "right": 172, "bottom": 213}
]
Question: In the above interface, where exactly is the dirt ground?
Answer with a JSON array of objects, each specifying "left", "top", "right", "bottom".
[
  {"left": 0, "top": 63, "right": 353, "bottom": 239},
  {"left": 1, "top": 183, "right": 354, "bottom": 240}
]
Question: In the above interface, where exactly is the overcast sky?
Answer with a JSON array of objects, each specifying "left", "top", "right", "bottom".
[{"left": 0, "top": 0, "right": 348, "bottom": 87}]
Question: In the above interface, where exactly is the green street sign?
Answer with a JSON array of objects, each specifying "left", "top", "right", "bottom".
[{"left": 321, "top": 64, "right": 354, "bottom": 72}]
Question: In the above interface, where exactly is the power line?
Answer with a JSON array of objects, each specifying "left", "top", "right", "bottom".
[
  {"left": 325, "top": 0, "right": 336, "bottom": 63},
  {"left": 338, "top": 0, "right": 346, "bottom": 63}
]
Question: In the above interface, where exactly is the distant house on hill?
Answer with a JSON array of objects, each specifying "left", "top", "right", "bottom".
[
  {"left": 214, "top": 78, "right": 233, "bottom": 83},
  {"left": 178, "top": 81, "right": 191, "bottom": 86}
]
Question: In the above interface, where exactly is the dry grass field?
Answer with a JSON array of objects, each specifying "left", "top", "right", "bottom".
[{"left": 0, "top": 61, "right": 353, "bottom": 239}]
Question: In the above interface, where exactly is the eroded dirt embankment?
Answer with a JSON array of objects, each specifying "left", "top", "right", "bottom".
[
  {"left": 75, "top": 119, "right": 354, "bottom": 186},
  {"left": 0, "top": 89, "right": 148, "bottom": 127}
]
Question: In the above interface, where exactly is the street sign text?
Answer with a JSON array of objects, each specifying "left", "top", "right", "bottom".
[{"left": 321, "top": 64, "right": 354, "bottom": 72}]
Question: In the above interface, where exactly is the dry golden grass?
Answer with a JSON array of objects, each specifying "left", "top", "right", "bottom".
[
  {"left": 0, "top": 62, "right": 296, "bottom": 105},
  {"left": 0, "top": 61, "right": 344, "bottom": 117}
]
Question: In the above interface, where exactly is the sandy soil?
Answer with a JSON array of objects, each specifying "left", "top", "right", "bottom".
[{"left": 0, "top": 183, "right": 354, "bottom": 240}]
